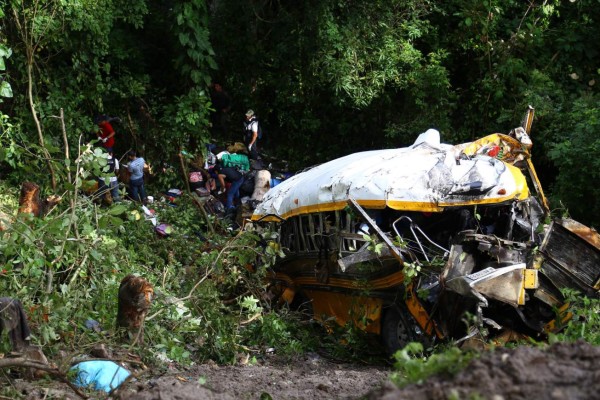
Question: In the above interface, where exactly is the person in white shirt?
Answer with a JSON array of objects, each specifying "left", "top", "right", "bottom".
[{"left": 98, "top": 150, "right": 121, "bottom": 202}]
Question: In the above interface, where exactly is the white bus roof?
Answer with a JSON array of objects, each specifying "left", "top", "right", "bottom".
[{"left": 252, "top": 131, "right": 530, "bottom": 221}]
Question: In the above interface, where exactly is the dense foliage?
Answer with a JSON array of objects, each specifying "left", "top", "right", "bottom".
[
  {"left": 209, "top": 0, "right": 600, "bottom": 226},
  {"left": 0, "top": 0, "right": 598, "bottom": 224},
  {"left": 0, "top": 177, "right": 318, "bottom": 369},
  {"left": 0, "top": 2, "right": 599, "bottom": 395}
]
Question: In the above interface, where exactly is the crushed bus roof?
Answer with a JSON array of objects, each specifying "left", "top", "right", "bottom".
[{"left": 252, "top": 130, "right": 530, "bottom": 221}]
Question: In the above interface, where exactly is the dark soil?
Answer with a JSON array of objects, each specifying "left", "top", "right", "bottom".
[
  {"left": 124, "top": 352, "right": 390, "bottom": 400},
  {"left": 123, "top": 341, "right": 600, "bottom": 400},
  {"left": 9, "top": 341, "right": 600, "bottom": 399},
  {"left": 369, "top": 341, "right": 600, "bottom": 400}
]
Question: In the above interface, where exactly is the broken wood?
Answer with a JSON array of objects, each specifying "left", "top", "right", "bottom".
[
  {"left": 189, "top": 192, "right": 215, "bottom": 234},
  {"left": 18, "top": 182, "right": 43, "bottom": 216},
  {"left": 0, "top": 356, "right": 88, "bottom": 399}
]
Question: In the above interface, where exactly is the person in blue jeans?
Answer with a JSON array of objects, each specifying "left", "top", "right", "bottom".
[
  {"left": 98, "top": 151, "right": 120, "bottom": 202},
  {"left": 214, "top": 164, "right": 243, "bottom": 210},
  {"left": 126, "top": 150, "right": 147, "bottom": 203}
]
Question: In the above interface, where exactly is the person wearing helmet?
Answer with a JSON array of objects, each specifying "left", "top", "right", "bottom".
[{"left": 243, "top": 109, "right": 260, "bottom": 160}]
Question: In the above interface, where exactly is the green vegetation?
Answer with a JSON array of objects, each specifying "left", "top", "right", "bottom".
[
  {"left": 0, "top": 0, "right": 598, "bottom": 224},
  {"left": 0, "top": 179, "right": 318, "bottom": 368},
  {"left": 550, "top": 289, "right": 600, "bottom": 346},
  {"left": 0, "top": 0, "right": 599, "bottom": 396},
  {"left": 390, "top": 342, "right": 475, "bottom": 388}
]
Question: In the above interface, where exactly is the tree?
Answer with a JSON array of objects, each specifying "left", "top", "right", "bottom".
[
  {"left": 7, "top": 0, "right": 61, "bottom": 189},
  {"left": 209, "top": 0, "right": 452, "bottom": 166},
  {"left": 0, "top": 0, "right": 216, "bottom": 186}
]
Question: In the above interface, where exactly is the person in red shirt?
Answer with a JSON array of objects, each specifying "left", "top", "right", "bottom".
[{"left": 95, "top": 115, "right": 116, "bottom": 152}]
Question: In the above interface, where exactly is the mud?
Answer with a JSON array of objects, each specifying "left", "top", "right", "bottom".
[
  {"left": 124, "top": 341, "right": 600, "bottom": 400},
  {"left": 9, "top": 341, "right": 600, "bottom": 399},
  {"left": 124, "top": 353, "right": 390, "bottom": 400},
  {"left": 369, "top": 341, "right": 600, "bottom": 400}
]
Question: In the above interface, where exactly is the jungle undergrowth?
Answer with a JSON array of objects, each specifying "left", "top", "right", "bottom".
[{"left": 0, "top": 173, "right": 317, "bottom": 378}]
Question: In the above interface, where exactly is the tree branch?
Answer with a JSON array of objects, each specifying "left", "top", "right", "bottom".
[{"left": 0, "top": 357, "right": 88, "bottom": 399}]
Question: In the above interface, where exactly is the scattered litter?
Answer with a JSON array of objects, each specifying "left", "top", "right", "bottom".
[
  {"left": 195, "top": 187, "right": 210, "bottom": 197},
  {"left": 84, "top": 319, "right": 102, "bottom": 333},
  {"left": 142, "top": 206, "right": 155, "bottom": 217},
  {"left": 270, "top": 178, "right": 283, "bottom": 187},
  {"left": 141, "top": 206, "right": 157, "bottom": 226},
  {"left": 155, "top": 223, "right": 173, "bottom": 237},
  {"left": 166, "top": 189, "right": 182, "bottom": 197},
  {"left": 70, "top": 360, "right": 131, "bottom": 393}
]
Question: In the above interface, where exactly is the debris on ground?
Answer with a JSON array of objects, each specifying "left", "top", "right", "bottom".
[{"left": 70, "top": 360, "right": 131, "bottom": 393}]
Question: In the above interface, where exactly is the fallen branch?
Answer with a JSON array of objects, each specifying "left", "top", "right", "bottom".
[
  {"left": 0, "top": 357, "right": 88, "bottom": 399},
  {"left": 240, "top": 313, "right": 262, "bottom": 325},
  {"left": 177, "top": 230, "right": 264, "bottom": 303},
  {"left": 188, "top": 193, "right": 215, "bottom": 234},
  {"left": 108, "top": 364, "right": 149, "bottom": 399},
  {"left": 221, "top": 290, "right": 251, "bottom": 305}
]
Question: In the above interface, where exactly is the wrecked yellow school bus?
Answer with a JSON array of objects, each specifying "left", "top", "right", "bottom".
[{"left": 250, "top": 108, "right": 600, "bottom": 353}]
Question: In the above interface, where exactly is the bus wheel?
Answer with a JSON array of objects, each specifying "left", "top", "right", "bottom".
[{"left": 381, "top": 306, "right": 415, "bottom": 356}]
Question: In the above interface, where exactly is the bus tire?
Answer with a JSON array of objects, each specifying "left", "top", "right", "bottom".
[{"left": 381, "top": 306, "right": 415, "bottom": 356}]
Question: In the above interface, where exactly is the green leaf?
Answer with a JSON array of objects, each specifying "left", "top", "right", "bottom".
[
  {"left": 0, "top": 44, "right": 11, "bottom": 59},
  {"left": 110, "top": 216, "right": 124, "bottom": 226},
  {"left": 108, "top": 204, "right": 128, "bottom": 215},
  {"left": 240, "top": 295, "right": 260, "bottom": 311},
  {"left": 90, "top": 250, "right": 101, "bottom": 260},
  {"left": 0, "top": 81, "right": 13, "bottom": 98}
]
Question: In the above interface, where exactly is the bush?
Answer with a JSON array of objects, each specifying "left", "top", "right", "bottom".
[
  {"left": 390, "top": 342, "right": 475, "bottom": 388},
  {"left": 550, "top": 289, "right": 600, "bottom": 346},
  {"left": 548, "top": 93, "right": 600, "bottom": 228}
]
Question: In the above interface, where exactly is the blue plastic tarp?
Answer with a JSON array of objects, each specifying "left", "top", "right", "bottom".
[{"left": 70, "top": 360, "right": 131, "bottom": 393}]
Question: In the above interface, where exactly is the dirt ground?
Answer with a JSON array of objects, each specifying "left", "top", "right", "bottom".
[
  {"left": 123, "top": 352, "right": 390, "bottom": 400},
  {"left": 369, "top": 341, "right": 600, "bottom": 400},
  {"left": 123, "top": 341, "right": 600, "bottom": 400},
  {"left": 10, "top": 341, "right": 600, "bottom": 399}
]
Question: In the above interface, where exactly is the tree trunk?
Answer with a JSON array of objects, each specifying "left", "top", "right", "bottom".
[
  {"left": 116, "top": 275, "right": 154, "bottom": 345},
  {"left": 59, "top": 108, "right": 72, "bottom": 186},
  {"left": 18, "top": 182, "right": 43, "bottom": 217},
  {"left": 27, "top": 62, "right": 57, "bottom": 190}
]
